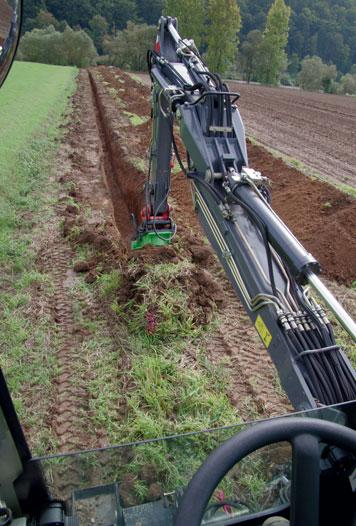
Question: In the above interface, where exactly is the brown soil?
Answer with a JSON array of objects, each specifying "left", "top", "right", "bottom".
[
  {"left": 229, "top": 81, "right": 356, "bottom": 188},
  {"left": 248, "top": 142, "right": 356, "bottom": 285}
]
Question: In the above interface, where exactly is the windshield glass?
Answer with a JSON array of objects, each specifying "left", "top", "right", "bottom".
[{"left": 30, "top": 401, "right": 353, "bottom": 525}]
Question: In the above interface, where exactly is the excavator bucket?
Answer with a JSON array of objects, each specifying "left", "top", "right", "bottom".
[{"left": 131, "top": 230, "right": 173, "bottom": 250}]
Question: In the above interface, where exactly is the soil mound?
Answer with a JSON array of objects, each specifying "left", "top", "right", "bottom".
[{"left": 248, "top": 142, "right": 356, "bottom": 285}]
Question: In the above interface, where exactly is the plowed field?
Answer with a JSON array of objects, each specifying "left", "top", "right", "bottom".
[{"left": 228, "top": 81, "right": 356, "bottom": 189}]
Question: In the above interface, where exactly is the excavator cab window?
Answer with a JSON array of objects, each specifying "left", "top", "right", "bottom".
[{"left": 1, "top": 365, "right": 355, "bottom": 525}]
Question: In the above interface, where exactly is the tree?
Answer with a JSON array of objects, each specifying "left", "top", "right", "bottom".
[
  {"left": 338, "top": 73, "right": 356, "bottom": 95},
  {"left": 63, "top": 26, "right": 98, "bottom": 67},
  {"left": 321, "top": 63, "right": 337, "bottom": 93},
  {"left": 137, "top": 0, "right": 165, "bottom": 26},
  {"left": 25, "top": 9, "right": 65, "bottom": 32},
  {"left": 205, "top": 0, "right": 241, "bottom": 75},
  {"left": 238, "top": 30, "right": 263, "bottom": 82},
  {"left": 258, "top": 0, "right": 291, "bottom": 85},
  {"left": 97, "top": 0, "right": 138, "bottom": 31},
  {"left": 298, "top": 55, "right": 337, "bottom": 92},
  {"left": 287, "top": 52, "right": 300, "bottom": 79},
  {"left": 165, "top": 0, "right": 205, "bottom": 49},
  {"left": 46, "top": 0, "right": 95, "bottom": 28},
  {"left": 23, "top": 0, "right": 47, "bottom": 31},
  {"left": 105, "top": 22, "right": 156, "bottom": 71},
  {"left": 286, "top": 0, "right": 356, "bottom": 73},
  {"left": 19, "top": 25, "right": 97, "bottom": 67},
  {"left": 298, "top": 56, "right": 325, "bottom": 91},
  {"left": 19, "top": 26, "right": 66, "bottom": 65},
  {"left": 89, "top": 15, "right": 109, "bottom": 54}
]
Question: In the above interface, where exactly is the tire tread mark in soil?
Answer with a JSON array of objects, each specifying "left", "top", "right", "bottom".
[
  {"left": 39, "top": 227, "right": 87, "bottom": 453},
  {"left": 46, "top": 70, "right": 130, "bottom": 496}
]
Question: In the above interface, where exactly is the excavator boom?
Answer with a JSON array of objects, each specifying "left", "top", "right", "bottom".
[{"left": 132, "top": 16, "right": 356, "bottom": 410}]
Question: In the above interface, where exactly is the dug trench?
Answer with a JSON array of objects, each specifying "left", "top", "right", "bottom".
[
  {"left": 29, "top": 66, "right": 355, "bottom": 501},
  {"left": 87, "top": 66, "right": 292, "bottom": 417}
]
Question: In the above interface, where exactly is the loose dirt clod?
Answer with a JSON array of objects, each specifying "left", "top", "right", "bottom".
[{"left": 73, "top": 261, "right": 90, "bottom": 273}]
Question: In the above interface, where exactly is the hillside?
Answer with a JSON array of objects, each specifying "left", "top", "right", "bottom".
[{"left": 23, "top": 0, "right": 356, "bottom": 72}]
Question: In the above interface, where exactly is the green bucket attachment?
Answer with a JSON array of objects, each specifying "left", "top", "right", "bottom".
[{"left": 131, "top": 231, "right": 173, "bottom": 250}]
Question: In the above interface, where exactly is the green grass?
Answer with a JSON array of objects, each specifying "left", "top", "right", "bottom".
[
  {"left": 0, "top": 62, "right": 76, "bottom": 172},
  {"left": 91, "top": 260, "right": 242, "bottom": 500},
  {"left": 131, "top": 157, "right": 147, "bottom": 173},
  {"left": 0, "top": 61, "right": 77, "bottom": 453},
  {"left": 336, "top": 183, "right": 356, "bottom": 199},
  {"left": 123, "top": 110, "right": 149, "bottom": 126},
  {"left": 97, "top": 269, "right": 123, "bottom": 297}
]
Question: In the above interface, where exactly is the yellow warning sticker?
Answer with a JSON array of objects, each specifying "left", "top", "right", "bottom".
[{"left": 255, "top": 315, "right": 272, "bottom": 348}]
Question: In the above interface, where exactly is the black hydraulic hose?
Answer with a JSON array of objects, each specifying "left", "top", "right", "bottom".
[
  {"left": 300, "top": 329, "right": 341, "bottom": 401},
  {"left": 298, "top": 342, "right": 335, "bottom": 404},
  {"left": 298, "top": 307, "right": 354, "bottom": 402},
  {"left": 195, "top": 70, "right": 219, "bottom": 90},
  {"left": 183, "top": 82, "right": 205, "bottom": 92},
  {"left": 319, "top": 353, "right": 343, "bottom": 402},
  {"left": 320, "top": 344, "right": 348, "bottom": 401},
  {"left": 226, "top": 189, "right": 279, "bottom": 298},
  {"left": 292, "top": 327, "right": 336, "bottom": 405},
  {"left": 301, "top": 329, "right": 341, "bottom": 402},
  {"left": 178, "top": 37, "right": 208, "bottom": 70},
  {"left": 316, "top": 325, "right": 352, "bottom": 400},
  {"left": 297, "top": 329, "right": 344, "bottom": 404},
  {"left": 299, "top": 294, "right": 356, "bottom": 400},
  {"left": 327, "top": 321, "right": 335, "bottom": 340},
  {"left": 285, "top": 330, "right": 320, "bottom": 399},
  {"left": 335, "top": 354, "right": 356, "bottom": 399},
  {"left": 306, "top": 327, "right": 323, "bottom": 349}
]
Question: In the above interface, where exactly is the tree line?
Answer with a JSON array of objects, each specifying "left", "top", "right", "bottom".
[{"left": 19, "top": 0, "right": 356, "bottom": 95}]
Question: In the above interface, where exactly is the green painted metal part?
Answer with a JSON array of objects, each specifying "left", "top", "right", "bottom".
[{"left": 131, "top": 231, "right": 173, "bottom": 250}]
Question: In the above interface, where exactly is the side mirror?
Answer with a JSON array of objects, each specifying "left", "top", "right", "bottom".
[{"left": 0, "top": 0, "right": 22, "bottom": 88}]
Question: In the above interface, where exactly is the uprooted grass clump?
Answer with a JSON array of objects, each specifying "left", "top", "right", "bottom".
[{"left": 113, "top": 259, "right": 224, "bottom": 341}]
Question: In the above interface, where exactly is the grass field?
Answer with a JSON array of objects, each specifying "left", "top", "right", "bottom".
[
  {"left": 0, "top": 61, "right": 77, "bottom": 267},
  {"left": 0, "top": 62, "right": 77, "bottom": 442}
]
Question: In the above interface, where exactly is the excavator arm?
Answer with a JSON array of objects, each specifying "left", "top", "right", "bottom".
[{"left": 133, "top": 16, "right": 356, "bottom": 410}]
